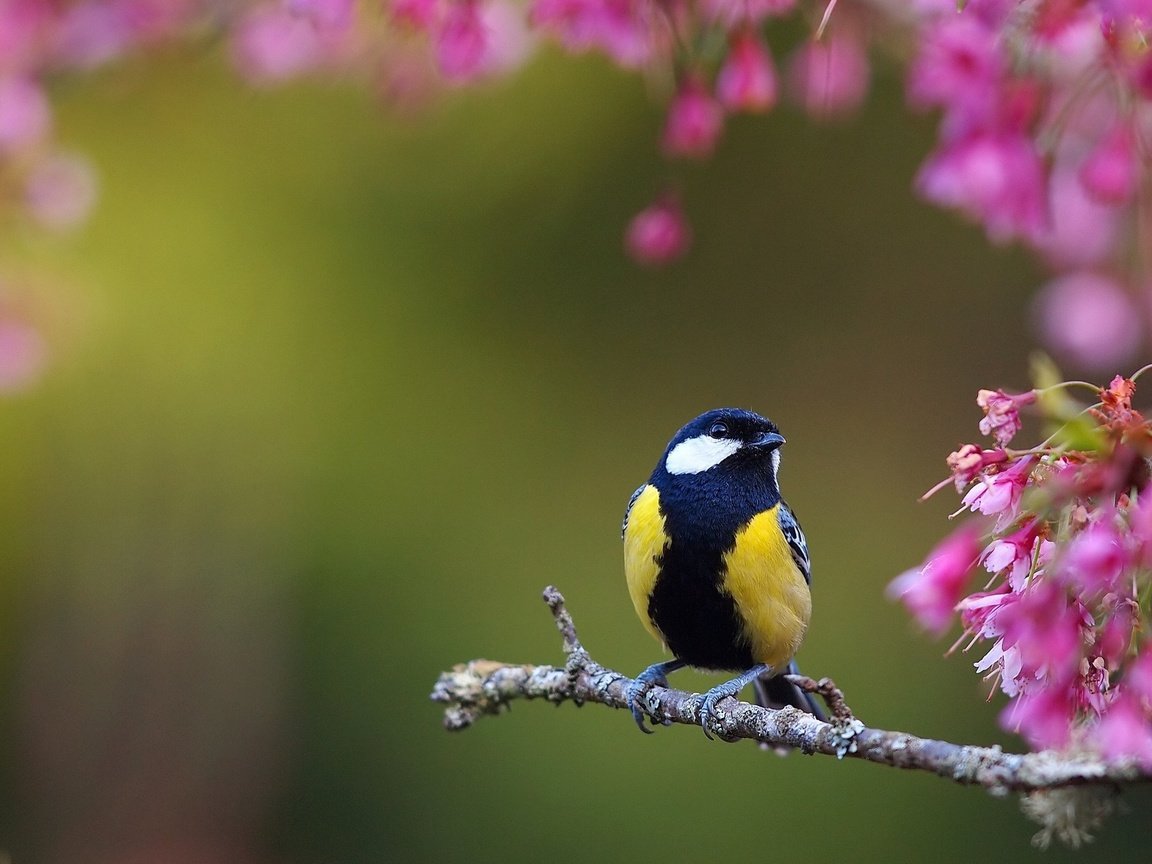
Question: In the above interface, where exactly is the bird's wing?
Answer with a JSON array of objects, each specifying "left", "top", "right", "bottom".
[
  {"left": 777, "top": 502, "right": 811, "bottom": 584},
  {"left": 621, "top": 484, "right": 646, "bottom": 539},
  {"left": 622, "top": 484, "right": 668, "bottom": 646}
]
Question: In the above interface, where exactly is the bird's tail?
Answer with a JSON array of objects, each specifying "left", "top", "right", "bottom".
[{"left": 752, "top": 660, "right": 827, "bottom": 723}]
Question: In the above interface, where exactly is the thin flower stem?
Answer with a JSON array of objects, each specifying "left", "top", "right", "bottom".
[
  {"left": 815, "top": 0, "right": 839, "bottom": 39},
  {"left": 1130, "top": 363, "right": 1152, "bottom": 382},
  {"left": 1035, "top": 381, "right": 1102, "bottom": 395}
]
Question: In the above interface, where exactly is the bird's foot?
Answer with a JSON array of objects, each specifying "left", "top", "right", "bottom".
[
  {"left": 626, "top": 660, "right": 685, "bottom": 733},
  {"left": 697, "top": 664, "right": 771, "bottom": 740}
]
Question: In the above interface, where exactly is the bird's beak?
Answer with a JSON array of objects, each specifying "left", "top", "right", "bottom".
[{"left": 751, "top": 431, "right": 786, "bottom": 450}]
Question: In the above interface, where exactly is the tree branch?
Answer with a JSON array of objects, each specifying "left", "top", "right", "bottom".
[{"left": 430, "top": 586, "right": 1152, "bottom": 796}]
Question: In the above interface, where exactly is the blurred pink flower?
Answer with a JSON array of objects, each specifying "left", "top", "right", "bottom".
[
  {"left": 391, "top": 0, "right": 440, "bottom": 30},
  {"left": 1032, "top": 166, "right": 1121, "bottom": 269},
  {"left": 997, "top": 580, "right": 1087, "bottom": 688},
  {"left": 52, "top": 0, "right": 132, "bottom": 70},
  {"left": 0, "top": 0, "right": 53, "bottom": 74},
  {"left": 24, "top": 152, "right": 98, "bottom": 231},
  {"left": 716, "top": 31, "right": 777, "bottom": 114},
  {"left": 1080, "top": 124, "right": 1139, "bottom": 206},
  {"left": 436, "top": 0, "right": 489, "bottom": 81},
  {"left": 528, "top": 0, "right": 652, "bottom": 67},
  {"left": 700, "top": 0, "right": 794, "bottom": 27},
  {"left": 1059, "top": 516, "right": 1131, "bottom": 596},
  {"left": 1125, "top": 645, "right": 1152, "bottom": 705},
  {"left": 661, "top": 76, "right": 723, "bottom": 159},
  {"left": 1093, "top": 693, "right": 1152, "bottom": 765},
  {"left": 625, "top": 194, "right": 690, "bottom": 265},
  {"left": 473, "top": 0, "right": 535, "bottom": 78},
  {"left": 232, "top": 7, "right": 322, "bottom": 83},
  {"left": 1004, "top": 684, "right": 1076, "bottom": 749},
  {"left": 285, "top": 0, "right": 354, "bottom": 32},
  {"left": 1033, "top": 272, "right": 1141, "bottom": 372},
  {"left": 907, "top": 14, "right": 1001, "bottom": 120},
  {"left": 786, "top": 30, "right": 870, "bottom": 122},
  {"left": 0, "top": 75, "right": 50, "bottom": 153},
  {"left": 887, "top": 525, "right": 982, "bottom": 634},
  {"left": 0, "top": 316, "right": 46, "bottom": 393},
  {"left": 917, "top": 129, "right": 1046, "bottom": 244},
  {"left": 1097, "top": 597, "right": 1137, "bottom": 667}
]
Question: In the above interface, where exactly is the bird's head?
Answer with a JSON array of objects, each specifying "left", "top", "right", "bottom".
[{"left": 660, "top": 408, "right": 785, "bottom": 480}]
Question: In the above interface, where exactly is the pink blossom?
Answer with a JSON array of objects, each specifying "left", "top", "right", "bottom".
[
  {"left": 982, "top": 520, "right": 1041, "bottom": 591},
  {"left": 1098, "top": 597, "right": 1137, "bottom": 667},
  {"left": 700, "top": 0, "right": 794, "bottom": 27},
  {"left": 976, "top": 388, "right": 1035, "bottom": 446},
  {"left": 391, "top": 0, "right": 440, "bottom": 30},
  {"left": 1003, "top": 685, "right": 1076, "bottom": 749},
  {"left": 472, "top": 0, "right": 535, "bottom": 78},
  {"left": 625, "top": 194, "right": 690, "bottom": 265},
  {"left": 975, "top": 637, "right": 1026, "bottom": 696},
  {"left": 436, "top": 1, "right": 489, "bottom": 81},
  {"left": 1032, "top": 165, "right": 1121, "bottom": 269},
  {"left": 786, "top": 30, "right": 870, "bottom": 122},
  {"left": 51, "top": 0, "right": 135, "bottom": 70},
  {"left": 528, "top": 0, "right": 653, "bottom": 68},
  {"left": 945, "top": 444, "right": 1008, "bottom": 491},
  {"left": 1080, "top": 124, "right": 1139, "bottom": 206},
  {"left": 1093, "top": 693, "right": 1152, "bottom": 765},
  {"left": 285, "top": 0, "right": 354, "bottom": 32},
  {"left": 0, "top": 76, "right": 50, "bottom": 153},
  {"left": 1032, "top": 272, "right": 1141, "bottom": 372},
  {"left": 961, "top": 456, "right": 1034, "bottom": 525},
  {"left": 959, "top": 587, "right": 1013, "bottom": 638},
  {"left": 1125, "top": 646, "right": 1152, "bottom": 705},
  {"left": 917, "top": 129, "right": 1046, "bottom": 244},
  {"left": 24, "top": 152, "right": 98, "bottom": 231},
  {"left": 887, "top": 525, "right": 982, "bottom": 634},
  {"left": 716, "top": 31, "right": 776, "bottom": 114},
  {"left": 232, "top": 7, "right": 322, "bottom": 84},
  {"left": 0, "top": 316, "right": 46, "bottom": 393},
  {"left": 1130, "top": 495, "right": 1152, "bottom": 568},
  {"left": 1058, "top": 517, "right": 1132, "bottom": 596},
  {"left": 661, "top": 76, "right": 723, "bottom": 160},
  {"left": 0, "top": 1, "right": 53, "bottom": 74},
  {"left": 998, "top": 581, "right": 1084, "bottom": 684},
  {"left": 907, "top": 15, "right": 1002, "bottom": 120}
]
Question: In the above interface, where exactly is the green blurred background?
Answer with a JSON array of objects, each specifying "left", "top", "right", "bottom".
[{"left": 0, "top": 43, "right": 1147, "bottom": 863}]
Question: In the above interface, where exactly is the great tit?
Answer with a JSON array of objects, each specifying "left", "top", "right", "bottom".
[{"left": 622, "top": 408, "right": 824, "bottom": 737}]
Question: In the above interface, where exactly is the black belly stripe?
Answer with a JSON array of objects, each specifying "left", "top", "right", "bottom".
[{"left": 647, "top": 539, "right": 754, "bottom": 671}]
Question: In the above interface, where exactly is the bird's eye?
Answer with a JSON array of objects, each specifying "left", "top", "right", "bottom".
[{"left": 708, "top": 421, "right": 728, "bottom": 439}]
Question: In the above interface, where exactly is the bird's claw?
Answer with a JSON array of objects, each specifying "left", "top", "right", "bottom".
[
  {"left": 698, "top": 687, "right": 736, "bottom": 740},
  {"left": 626, "top": 674, "right": 667, "bottom": 732}
]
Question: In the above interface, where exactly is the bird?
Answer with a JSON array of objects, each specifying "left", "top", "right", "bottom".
[{"left": 621, "top": 408, "right": 825, "bottom": 738}]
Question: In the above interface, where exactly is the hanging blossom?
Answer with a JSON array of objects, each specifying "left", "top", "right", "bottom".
[
  {"left": 8, "top": 0, "right": 1152, "bottom": 366},
  {"left": 890, "top": 367, "right": 1152, "bottom": 765}
]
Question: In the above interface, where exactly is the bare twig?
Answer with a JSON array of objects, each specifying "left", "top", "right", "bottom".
[{"left": 430, "top": 586, "right": 1152, "bottom": 796}]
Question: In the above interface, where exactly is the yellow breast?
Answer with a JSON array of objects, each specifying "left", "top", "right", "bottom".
[
  {"left": 721, "top": 504, "right": 812, "bottom": 670},
  {"left": 622, "top": 484, "right": 668, "bottom": 646}
]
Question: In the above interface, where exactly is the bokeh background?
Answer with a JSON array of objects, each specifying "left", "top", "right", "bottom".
[{"left": 0, "top": 43, "right": 1147, "bottom": 863}]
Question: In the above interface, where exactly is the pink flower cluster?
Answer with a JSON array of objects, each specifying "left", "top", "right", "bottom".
[
  {"left": 8, "top": 0, "right": 1152, "bottom": 368},
  {"left": 890, "top": 373, "right": 1152, "bottom": 763},
  {"left": 907, "top": 0, "right": 1152, "bottom": 370}
]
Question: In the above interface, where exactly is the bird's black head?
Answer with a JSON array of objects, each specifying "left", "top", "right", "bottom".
[{"left": 658, "top": 408, "right": 785, "bottom": 480}]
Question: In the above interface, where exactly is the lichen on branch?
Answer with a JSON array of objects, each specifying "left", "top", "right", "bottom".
[{"left": 431, "top": 586, "right": 1152, "bottom": 802}]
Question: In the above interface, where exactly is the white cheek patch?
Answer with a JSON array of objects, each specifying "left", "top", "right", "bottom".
[
  {"left": 665, "top": 434, "right": 743, "bottom": 475},
  {"left": 771, "top": 449, "right": 780, "bottom": 479}
]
